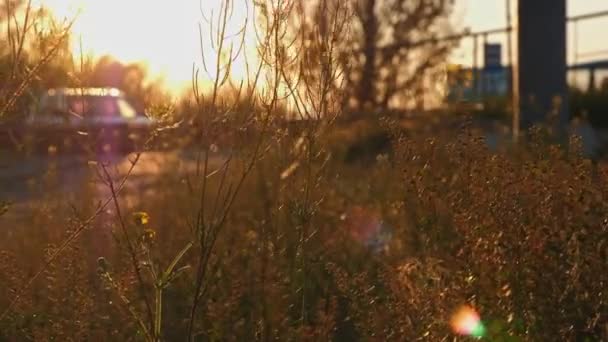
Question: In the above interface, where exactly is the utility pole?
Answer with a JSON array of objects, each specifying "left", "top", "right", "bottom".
[
  {"left": 473, "top": 34, "right": 479, "bottom": 99},
  {"left": 481, "top": 33, "right": 488, "bottom": 100},
  {"left": 506, "top": 0, "right": 520, "bottom": 141}
]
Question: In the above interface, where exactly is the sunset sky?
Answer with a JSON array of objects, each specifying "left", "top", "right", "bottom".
[
  {"left": 37, "top": 0, "right": 608, "bottom": 94},
  {"left": 38, "top": 0, "right": 256, "bottom": 94}
]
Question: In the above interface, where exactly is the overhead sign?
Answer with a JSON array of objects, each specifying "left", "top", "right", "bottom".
[{"left": 484, "top": 43, "right": 502, "bottom": 70}]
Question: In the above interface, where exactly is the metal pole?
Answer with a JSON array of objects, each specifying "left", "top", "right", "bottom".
[
  {"left": 506, "top": 0, "right": 513, "bottom": 92},
  {"left": 482, "top": 33, "right": 488, "bottom": 100},
  {"left": 473, "top": 34, "right": 479, "bottom": 99},
  {"left": 511, "top": 0, "right": 520, "bottom": 141}
]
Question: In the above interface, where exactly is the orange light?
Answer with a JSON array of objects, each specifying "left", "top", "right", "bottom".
[{"left": 450, "top": 305, "right": 485, "bottom": 338}]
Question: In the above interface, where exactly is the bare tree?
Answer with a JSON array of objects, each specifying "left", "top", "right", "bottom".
[
  {"left": 0, "top": 0, "right": 74, "bottom": 118},
  {"left": 311, "top": 0, "right": 455, "bottom": 113},
  {"left": 289, "top": 0, "right": 352, "bottom": 120}
]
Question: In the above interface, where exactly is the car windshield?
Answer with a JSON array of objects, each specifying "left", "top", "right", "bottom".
[{"left": 64, "top": 95, "right": 136, "bottom": 119}]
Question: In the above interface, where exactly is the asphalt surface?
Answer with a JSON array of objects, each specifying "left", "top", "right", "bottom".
[{"left": 0, "top": 149, "right": 225, "bottom": 221}]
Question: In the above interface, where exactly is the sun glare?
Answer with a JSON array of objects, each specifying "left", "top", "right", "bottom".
[{"left": 37, "top": 0, "right": 257, "bottom": 95}]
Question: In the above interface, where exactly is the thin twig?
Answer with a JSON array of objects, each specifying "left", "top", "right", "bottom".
[{"left": 102, "top": 164, "right": 156, "bottom": 333}]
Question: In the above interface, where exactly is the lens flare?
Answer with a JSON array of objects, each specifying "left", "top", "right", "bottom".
[
  {"left": 342, "top": 206, "right": 392, "bottom": 252},
  {"left": 450, "top": 305, "right": 485, "bottom": 338}
]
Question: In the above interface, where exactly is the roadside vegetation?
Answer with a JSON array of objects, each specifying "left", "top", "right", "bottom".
[{"left": 1, "top": 0, "right": 607, "bottom": 341}]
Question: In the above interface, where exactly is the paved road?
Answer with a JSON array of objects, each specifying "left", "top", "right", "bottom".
[{"left": 0, "top": 149, "right": 225, "bottom": 221}]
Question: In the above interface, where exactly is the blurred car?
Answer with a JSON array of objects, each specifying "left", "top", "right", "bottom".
[{"left": 19, "top": 87, "right": 155, "bottom": 153}]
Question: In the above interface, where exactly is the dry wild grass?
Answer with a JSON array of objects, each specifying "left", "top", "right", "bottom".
[
  {"left": 1, "top": 0, "right": 608, "bottom": 341},
  {"left": 2, "top": 124, "right": 608, "bottom": 341}
]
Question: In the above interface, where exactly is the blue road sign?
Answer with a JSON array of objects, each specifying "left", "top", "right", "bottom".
[{"left": 484, "top": 43, "right": 502, "bottom": 70}]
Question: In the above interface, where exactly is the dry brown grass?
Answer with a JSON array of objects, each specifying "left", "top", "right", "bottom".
[
  {"left": 1, "top": 124, "right": 607, "bottom": 341},
  {"left": 1, "top": 1, "right": 607, "bottom": 341}
]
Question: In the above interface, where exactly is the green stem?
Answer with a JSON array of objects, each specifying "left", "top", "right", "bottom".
[{"left": 155, "top": 286, "right": 163, "bottom": 341}]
